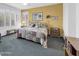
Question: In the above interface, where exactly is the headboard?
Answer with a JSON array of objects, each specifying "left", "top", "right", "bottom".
[{"left": 29, "top": 22, "right": 48, "bottom": 28}]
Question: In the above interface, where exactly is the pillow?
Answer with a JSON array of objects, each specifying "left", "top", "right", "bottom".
[{"left": 32, "top": 24, "right": 36, "bottom": 27}]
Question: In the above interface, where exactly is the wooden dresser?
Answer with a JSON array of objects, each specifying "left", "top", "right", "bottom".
[{"left": 65, "top": 37, "right": 79, "bottom": 56}]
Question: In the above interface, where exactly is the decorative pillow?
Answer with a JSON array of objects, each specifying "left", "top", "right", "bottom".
[{"left": 32, "top": 24, "right": 36, "bottom": 27}]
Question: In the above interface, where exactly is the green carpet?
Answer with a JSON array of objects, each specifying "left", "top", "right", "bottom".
[{"left": 0, "top": 34, "right": 64, "bottom": 56}]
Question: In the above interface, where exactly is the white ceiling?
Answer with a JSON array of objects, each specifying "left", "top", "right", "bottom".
[{"left": 6, "top": 3, "right": 55, "bottom": 9}]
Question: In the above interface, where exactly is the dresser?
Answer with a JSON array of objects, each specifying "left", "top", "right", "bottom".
[{"left": 65, "top": 37, "right": 79, "bottom": 56}]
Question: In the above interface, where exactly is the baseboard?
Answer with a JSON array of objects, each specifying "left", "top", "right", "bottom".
[{"left": 1, "top": 33, "right": 16, "bottom": 37}]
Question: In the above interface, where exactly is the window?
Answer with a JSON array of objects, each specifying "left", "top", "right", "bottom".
[
  {"left": 11, "top": 13, "right": 15, "bottom": 26},
  {"left": 5, "top": 11, "right": 10, "bottom": 26},
  {"left": 0, "top": 10, "right": 5, "bottom": 27},
  {"left": 0, "top": 9, "right": 17, "bottom": 27}
]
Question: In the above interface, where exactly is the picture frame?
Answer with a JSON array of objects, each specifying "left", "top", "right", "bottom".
[
  {"left": 52, "top": 16, "right": 58, "bottom": 20},
  {"left": 32, "top": 12, "right": 43, "bottom": 21}
]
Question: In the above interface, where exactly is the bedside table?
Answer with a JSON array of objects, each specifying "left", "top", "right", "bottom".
[{"left": 50, "top": 27, "right": 60, "bottom": 37}]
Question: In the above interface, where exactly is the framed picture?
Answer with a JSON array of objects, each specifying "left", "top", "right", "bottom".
[
  {"left": 52, "top": 16, "right": 58, "bottom": 20},
  {"left": 32, "top": 12, "right": 43, "bottom": 21}
]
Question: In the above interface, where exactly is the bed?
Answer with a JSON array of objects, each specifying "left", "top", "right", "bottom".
[{"left": 17, "top": 22, "right": 48, "bottom": 48}]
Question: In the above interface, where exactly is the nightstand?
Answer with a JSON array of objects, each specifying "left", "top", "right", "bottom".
[{"left": 50, "top": 27, "right": 60, "bottom": 37}]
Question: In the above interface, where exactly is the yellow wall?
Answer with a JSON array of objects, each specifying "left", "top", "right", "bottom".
[{"left": 21, "top": 3, "right": 63, "bottom": 36}]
